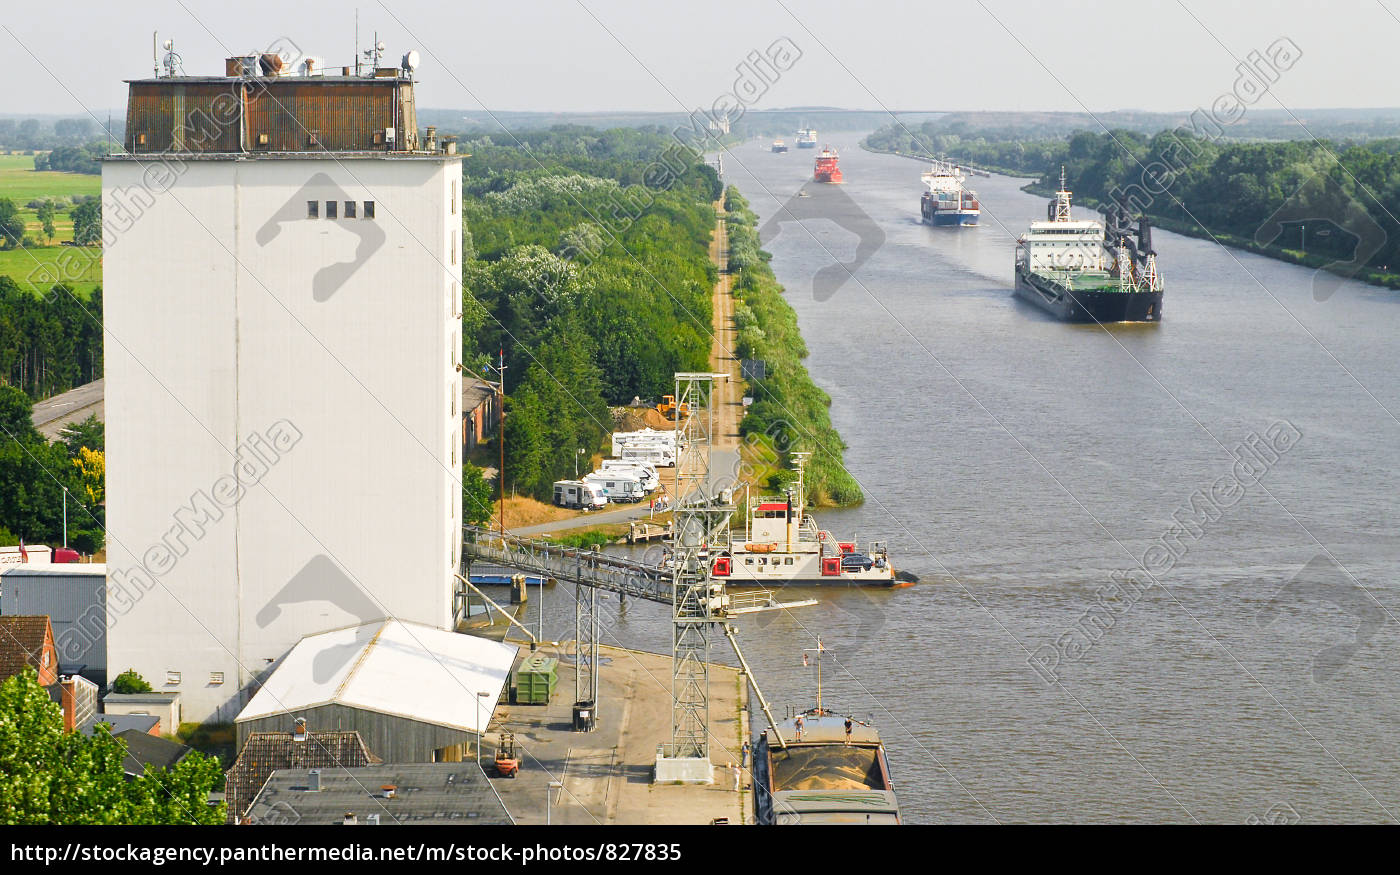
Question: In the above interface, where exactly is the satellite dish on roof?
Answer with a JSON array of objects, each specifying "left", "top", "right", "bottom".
[{"left": 401, "top": 50, "right": 420, "bottom": 72}]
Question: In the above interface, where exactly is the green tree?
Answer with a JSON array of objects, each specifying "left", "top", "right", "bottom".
[
  {"left": 0, "top": 668, "right": 226, "bottom": 825},
  {"left": 462, "top": 463, "right": 494, "bottom": 526},
  {"left": 58, "top": 414, "right": 103, "bottom": 456},
  {"left": 111, "top": 669, "right": 153, "bottom": 694},
  {"left": 71, "top": 199, "right": 101, "bottom": 246},
  {"left": 36, "top": 201, "right": 56, "bottom": 244},
  {"left": 0, "top": 198, "right": 24, "bottom": 249}
]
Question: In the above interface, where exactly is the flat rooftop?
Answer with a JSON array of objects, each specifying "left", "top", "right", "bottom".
[{"left": 246, "top": 764, "right": 513, "bottom": 825}]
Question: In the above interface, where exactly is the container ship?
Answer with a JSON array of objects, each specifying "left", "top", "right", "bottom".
[
  {"left": 920, "top": 161, "right": 979, "bottom": 226},
  {"left": 795, "top": 126, "right": 818, "bottom": 148},
  {"left": 812, "top": 147, "right": 842, "bottom": 183},
  {"left": 771, "top": 138, "right": 789, "bottom": 153},
  {"left": 710, "top": 455, "right": 913, "bottom": 586},
  {"left": 1014, "top": 169, "right": 1164, "bottom": 323}
]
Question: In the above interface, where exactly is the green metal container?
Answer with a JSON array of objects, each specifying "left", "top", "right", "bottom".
[{"left": 512, "top": 656, "right": 559, "bottom": 705}]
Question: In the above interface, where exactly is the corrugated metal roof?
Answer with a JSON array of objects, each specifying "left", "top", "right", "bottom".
[
  {"left": 235, "top": 619, "right": 517, "bottom": 732},
  {"left": 124, "top": 76, "right": 422, "bottom": 155}
]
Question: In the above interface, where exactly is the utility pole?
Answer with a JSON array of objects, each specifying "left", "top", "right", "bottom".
[
  {"left": 492, "top": 349, "right": 507, "bottom": 538},
  {"left": 62, "top": 487, "right": 68, "bottom": 548}
]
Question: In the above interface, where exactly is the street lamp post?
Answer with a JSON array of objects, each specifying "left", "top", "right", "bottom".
[
  {"left": 547, "top": 780, "right": 563, "bottom": 825},
  {"left": 475, "top": 690, "right": 492, "bottom": 766}
]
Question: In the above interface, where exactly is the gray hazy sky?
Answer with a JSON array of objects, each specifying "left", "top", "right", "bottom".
[{"left": 3, "top": 0, "right": 1394, "bottom": 117}]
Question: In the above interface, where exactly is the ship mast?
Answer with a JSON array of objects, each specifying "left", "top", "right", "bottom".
[
  {"left": 804, "top": 637, "right": 828, "bottom": 715},
  {"left": 1053, "top": 166, "right": 1073, "bottom": 222}
]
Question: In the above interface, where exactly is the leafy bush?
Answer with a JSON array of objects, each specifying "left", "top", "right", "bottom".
[{"left": 110, "top": 669, "right": 152, "bottom": 695}]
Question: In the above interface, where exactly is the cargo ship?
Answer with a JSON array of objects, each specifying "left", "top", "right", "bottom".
[
  {"left": 795, "top": 126, "right": 818, "bottom": 148},
  {"left": 752, "top": 646, "right": 900, "bottom": 825},
  {"left": 1014, "top": 169, "right": 1164, "bottom": 323},
  {"left": 812, "top": 147, "right": 842, "bottom": 183},
  {"left": 920, "top": 160, "right": 979, "bottom": 226},
  {"left": 771, "top": 138, "right": 789, "bottom": 153},
  {"left": 710, "top": 454, "right": 913, "bottom": 586}
]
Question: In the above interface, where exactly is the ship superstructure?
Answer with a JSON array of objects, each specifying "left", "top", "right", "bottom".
[
  {"left": 1014, "top": 168, "right": 1164, "bottom": 322},
  {"left": 813, "top": 147, "right": 842, "bottom": 183},
  {"left": 711, "top": 455, "right": 906, "bottom": 586}
]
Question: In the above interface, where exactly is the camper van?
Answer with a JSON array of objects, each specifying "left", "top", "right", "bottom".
[
  {"left": 598, "top": 459, "right": 659, "bottom": 492},
  {"left": 583, "top": 471, "right": 647, "bottom": 503},
  {"left": 611, "top": 428, "right": 680, "bottom": 457},
  {"left": 619, "top": 443, "right": 675, "bottom": 468},
  {"left": 553, "top": 480, "right": 608, "bottom": 510}
]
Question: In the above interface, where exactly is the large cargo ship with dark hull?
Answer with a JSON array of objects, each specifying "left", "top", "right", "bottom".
[
  {"left": 795, "top": 126, "right": 818, "bottom": 148},
  {"left": 1014, "top": 170, "right": 1164, "bottom": 323}
]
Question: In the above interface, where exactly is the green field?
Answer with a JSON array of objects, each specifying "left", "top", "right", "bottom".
[
  {"left": 0, "top": 153, "right": 102, "bottom": 295},
  {"left": 0, "top": 245, "right": 102, "bottom": 298}
]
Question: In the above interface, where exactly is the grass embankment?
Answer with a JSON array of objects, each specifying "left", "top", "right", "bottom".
[
  {"left": 0, "top": 154, "right": 102, "bottom": 297},
  {"left": 722, "top": 186, "right": 861, "bottom": 507}
]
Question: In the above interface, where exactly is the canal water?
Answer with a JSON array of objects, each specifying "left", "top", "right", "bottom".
[{"left": 521, "top": 133, "right": 1400, "bottom": 823}]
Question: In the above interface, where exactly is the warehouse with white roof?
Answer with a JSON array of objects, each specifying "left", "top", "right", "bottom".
[{"left": 235, "top": 619, "right": 518, "bottom": 763}]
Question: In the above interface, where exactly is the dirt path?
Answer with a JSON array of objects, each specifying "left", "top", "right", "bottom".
[{"left": 708, "top": 201, "right": 743, "bottom": 451}]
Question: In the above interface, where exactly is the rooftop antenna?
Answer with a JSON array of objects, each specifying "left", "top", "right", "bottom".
[
  {"left": 152, "top": 32, "right": 159, "bottom": 78},
  {"left": 354, "top": 9, "right": 360, "bottom": 76},
  {"left": 161, "top": 39, "right": 182, "bottom": 78}
]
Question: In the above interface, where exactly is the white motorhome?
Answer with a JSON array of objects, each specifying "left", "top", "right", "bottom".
[
  {"left": 611, "top": 428, "right": 680, "bottom": 457},
  {"left": 619, "top": 443, "right": 675, "bottom": 467},
  {"left": 598, "top": 459, "right": 659, "bottom": 492},
  {"left": 584, "top": 471, "right": 647, "bottom": 503},
  {"left": 553, "top": 480, "right": 608, "bottom": 510}
]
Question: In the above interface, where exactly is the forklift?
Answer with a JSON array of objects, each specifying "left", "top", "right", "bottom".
[{"left": 494, "top": 731, "right": 520, "bottom": 778}]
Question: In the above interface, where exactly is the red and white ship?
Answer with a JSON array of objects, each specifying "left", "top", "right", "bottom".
[{"left": 813, "top": 147, "right": 843, "bottom": 183}]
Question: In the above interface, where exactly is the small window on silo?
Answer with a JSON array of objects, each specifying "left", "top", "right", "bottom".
[
  {"left": 364, "top": 201, "right": 375, "bottom": 219},
  {"left": 210, "top": 672, "right": 224, "bottom": 685},
  {"left": 166, "top": 671, "right": 182, "bottom": 685},
  {"left": 307, "top": 200, "right": 319, "bottom": 219},
  {"left": 344, "top": 200, "right": 357, "bottom": 219},
  {"left": 326, "top": 200, "right": 338, "bottom": 219}
]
